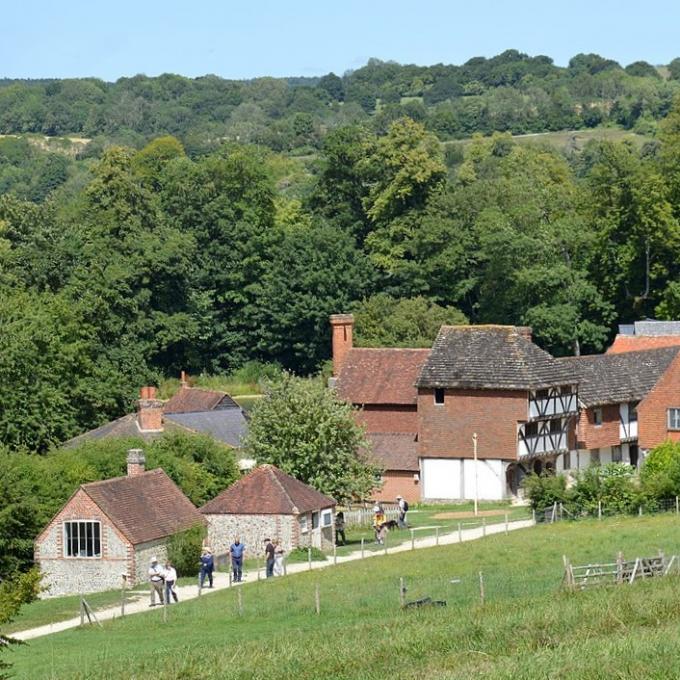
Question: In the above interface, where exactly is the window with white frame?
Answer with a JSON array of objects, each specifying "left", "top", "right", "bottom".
[
  {"left": 668, "top": 408, "right": 680, "bottom": 431},
  {"left": 299, "top": 515, "right": 308, "bottom": 534},
  {"left": 593, "top": 408, "right": 603, "bottom": 426},
  {"left": 64, "top": 521, "right": 101, "bottom": 558},
  {"left": 312, "top": 511, "right": 320, "bottom": 530},
  {"left": 322, "top": 509, "right": 333, "bottom": 527}
]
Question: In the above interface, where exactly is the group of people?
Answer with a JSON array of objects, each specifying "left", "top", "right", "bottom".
[
  {"left": 373, "top": 495, "right": 409, "bottom": 544},
  {"left": 148, "top": 556, "right": 179, "bottom": 607}
]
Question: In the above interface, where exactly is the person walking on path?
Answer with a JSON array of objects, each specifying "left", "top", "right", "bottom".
[
  {"left": 164, "top": 561, "right": 179, "bottom": 603},
  {"left": 397, "top": 496, "right": 409, "bottom": 529},
  {"left": 230, "top": 537, "right": 246, "bottom": 582},
  {"left": 199, "top": 548, "right": 214, "bottom": 589},
  {"left": 264, "top": 538, "right": 275, "bottom": 578},
  {"left": 373, "top": 504, "right": 386, "bottom": 544},
  {"left": 273, "top": 540, "right": 285, "bottom": 576},
  {"left": 148, "top": 556, "right": 165, "bottom": 607},
  {"left": 335, "top": 511, "right": 346, "bottom": 545}
]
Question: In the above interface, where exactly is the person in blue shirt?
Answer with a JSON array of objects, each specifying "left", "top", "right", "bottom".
[
  {"left": 199, "top": 548, "right": 214, "bottom": 588},
  {"left": 230, "top": 537, "right": 246, "bottom": 582}
]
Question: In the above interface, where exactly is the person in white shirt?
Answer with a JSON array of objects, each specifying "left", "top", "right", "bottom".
[
  {"left": 164, "top": 561, "right": 178, "bottom": 603},
  {"left": 148, "top": 556, "right": 165, "bottom": 606}
]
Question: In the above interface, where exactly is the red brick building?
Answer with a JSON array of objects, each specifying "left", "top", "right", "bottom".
[
  {"left": 331, "top": 314, "right": 428, "bottom": 504},
  {"left": 34, "top": 449, "right": 205, "bottom": 597}
]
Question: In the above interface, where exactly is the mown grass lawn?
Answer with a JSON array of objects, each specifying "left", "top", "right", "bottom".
[{"left": 8, "top": 514, "right": 680, "bottom": 679}]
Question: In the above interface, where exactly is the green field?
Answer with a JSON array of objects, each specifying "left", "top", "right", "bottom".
[{"left": 7, "top": 514, "right": 680, "bottom": 679}]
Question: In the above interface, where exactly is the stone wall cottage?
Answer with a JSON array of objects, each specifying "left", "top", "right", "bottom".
[
  {"left": 34, "top": 449, "right": 205, "bottom": 597},
  {"left": 200, "top": 465, "right": 336, "bottom": 558}
]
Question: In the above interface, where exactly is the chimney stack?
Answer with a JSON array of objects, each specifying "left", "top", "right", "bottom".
[
  {"left": 137, "top": 386, "right": 164, "bottom": 432},
  {"left": 330, "top": 314, "right": 354, "bottom": 377},
  {"left": 127, "top": 448, "right": 146, "bottom": 477},
  {"left": 516, "top": 326, "right": 533, "bottom": 343}
]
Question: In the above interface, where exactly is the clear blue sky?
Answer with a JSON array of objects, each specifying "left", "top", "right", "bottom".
[{"left": 3, "top": 0, "right": 680, "bottom": 81}]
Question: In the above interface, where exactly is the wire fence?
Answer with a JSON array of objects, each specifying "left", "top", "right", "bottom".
[{"left": 534, "top": 496, "right": 680, "bottom": 523}]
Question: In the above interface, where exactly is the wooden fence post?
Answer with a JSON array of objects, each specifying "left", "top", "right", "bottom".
[
  {"left": 616, "top": 551, "right": 624, "bottom": 584},
  {"left": 478, "top": 571, "right": 485, "bottom": 605},
  {"left": 80, "top": 598, "right": 85, "bottom": 627},
  {"left": 361, "top": 538, "right": 365, "bottom": 559},
  {"left": 237, "top": 587, "right": 243, "bottom": 616},
  {"left": 598, "top": 501, "right": 602, "bottom": 520},
  {"left": 639, "top": 505, "right": 643, "bottom": 517},
  {"left": 532, "top": 509, "right": 536, "bottom": 524},
  {"left": 163, "top": 595, "right": 167, "bottom": 624},
  {"left": 315, "top": 583, "right": 320, "bottom": 615},
  {"left": 283, "top": 557, "right": 287, "bottom": 577},
  {"left": 482, "top": 517, "right": 486, "bottom": 537},
  {"left": 458, "top": 522, "right": 462, "bottom": 543},
  {"left": 333, "top": 542, "right": 337, "bottom": 565},
  {"left": 384, "top": 533, "right": 388, "bottom": 555},
  {"left": 399, "top": 577, "right": 405, "bottom": 608},
  {"left": 411, "top": 529, "right": 415, "bottom": 550},
  {"left": 435, "top": 526, "right": 439, "bottom": 546},
  {"left": 504, "top": 513, "right": 509, "bottom": 535},
  {"left": 120, "top": 579, "right": 126, "bottom": 617},
  {"left": 308, "top": 546, "right": 312, "bottom": 571},
  {"left": 676, "top": 496, "right": 679, "bottom": 515},
  {"left": 228, "top": 571, "right": 232, "bottom": 587}
]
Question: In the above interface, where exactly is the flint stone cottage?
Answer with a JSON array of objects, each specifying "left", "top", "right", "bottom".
[
  {"left": 200, "top": 465, "right": 336, "bottom": 558},
  {"left": 34, "top": 449, "right": 205, "bottom": 597}
]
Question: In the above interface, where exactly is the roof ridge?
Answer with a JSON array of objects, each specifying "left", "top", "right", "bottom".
[
  {"left": 268, "top": 466, "right": 297, "bottom": 510},
  {"left": 82, "top": 468, "right": 163, "bottom": 488}
]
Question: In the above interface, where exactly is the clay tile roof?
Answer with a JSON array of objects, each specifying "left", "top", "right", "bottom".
[
  {"left": 417, "top": 325, "right": 575, "bottom": 390},
  {"left": 200, "top": 465, "right": 335, "bottom": 515},
  {"left": 366, "top": 432, "right": 419, "bottom": 472},
  {"left": 164, "top": 387, "right": 239, "bottom": 414},
  {"left": 335, "top": 348, "right": 431, "bottom": 405},
  {"left": 607, "top": 335, "right": 680, "bottom": 354},
  {"left": 82, "top": 469, "right": 205, "bottom": 545},
  {"left": 558, "top": 347, "right": 680, "bottom": 407}
]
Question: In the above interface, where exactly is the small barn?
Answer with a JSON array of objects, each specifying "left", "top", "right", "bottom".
[
  {"left": 200, "top": 465, "right": 336, "bottom": 558},
  {"left": 35, "top": 449, "right": 205, "bottom": 597}
]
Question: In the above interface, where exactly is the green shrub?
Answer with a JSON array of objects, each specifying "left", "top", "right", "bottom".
[
  {"left": 522, "top": 472, "right": 569, "bottom": 510},
  {"left": 641, "top": 440, "right": 680, "bottom": 500},
  {"left": 571, "top": 463, "right": 640, "bottom": 514},
  {"left": 166, "top": 524, "right": 207, "bottom": 577}
]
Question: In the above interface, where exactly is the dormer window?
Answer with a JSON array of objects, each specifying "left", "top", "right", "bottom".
[{"left": 434, "top": 388, "right": 445, "bottom": 405}]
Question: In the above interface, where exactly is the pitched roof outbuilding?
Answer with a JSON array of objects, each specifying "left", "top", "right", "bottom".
[
  {"left": 335, "top": 348, "right": 430, "bottom": 405},
  {"left": 417, "top": 326, "right": 575, "bottom": 391},
  {"left": 200, "top": 465, "right": 335, "bottom": 515},
  {"left": 164, "top": 410, "right": 248, "bottom": 448},
  {"left": 365, "top": 432, "right": 419, "bottom": 472},
  {"left": 82, "top": 469, "right": 205, "bottom": 545},
  {"left": 559, "top": 347, "right": 680, "bottom": 407},
  {"left": 163, "top": 387, "right": 240, "bottom": 414}
]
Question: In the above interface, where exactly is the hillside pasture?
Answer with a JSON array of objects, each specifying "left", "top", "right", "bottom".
[{"left": 8, "top": 514, "right": 680, "bottom": 679}]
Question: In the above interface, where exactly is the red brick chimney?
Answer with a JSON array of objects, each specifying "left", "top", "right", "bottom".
[
  {"left": 127, "top": 448, "right": 146, "bottom": 477},
  {"left": 137, "top": 387, "right": 164, "bottom": 432},
  {"left": 516, "top": 326, "right": 533, "bottom": 343},
  {"left": 330, "top": 314, "right": 354, "bottom": 376}
]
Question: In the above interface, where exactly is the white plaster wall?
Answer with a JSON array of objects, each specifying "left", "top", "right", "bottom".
[
  {"left": 422, "top": 458, "right": 462, "bottom": 499},
  {"left": 463, "top": 459, "right": 505, "bottom": 501},
  {"left": 422, "top": 458, "right": 505, "bottom": 500}
]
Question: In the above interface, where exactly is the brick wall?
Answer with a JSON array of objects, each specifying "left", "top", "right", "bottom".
[
  {"left": 417, "top": 388, "right": 527, "bottom": 460},
  {"left": 354, "top": 405, "right": 418, "bottom": 433},
  {"left": 638, "top": 353, "right": 680, "bottom": 449},
  {"left": 373, "top": 471, "right": 420, "bottom": 504},
  {"left": 35, "top": 489, "right": 133, "bottom": 597},
  {"left": 577, "top": 405, "right": 620, "bottom": 449}
]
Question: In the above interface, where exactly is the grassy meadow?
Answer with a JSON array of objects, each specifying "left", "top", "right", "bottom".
[{"left": 8, "top": 514, "right": 680, "bottom": 679}]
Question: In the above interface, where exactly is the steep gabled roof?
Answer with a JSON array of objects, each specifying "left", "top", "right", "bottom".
[
  {"left": 164, "top": 387, "right": 240, "bottom": 414},
  {"left": 366, "top": 432, "right": 419, "bottom": 472},
  {"left": 607, "top": 335, "right": 680, "bottom": 354},
  {"left": 335, "top": 348, "right": 430, "bottom": 405},
  {"left": 559, "top": 347, "right": 680, "bottom": 407},
  {"left": 82, "top": 469, "right": 205, "bottom": 545},
  {"left": 200, "top": 465, "right": 335, "bottom": 515},
  {"left": 417, "top": 326, "right": 575, "bottom": 390}
]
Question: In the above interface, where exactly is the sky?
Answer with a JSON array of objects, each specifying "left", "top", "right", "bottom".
[{"left": 3, "top": 0, "right": 680, "bottom": 81}]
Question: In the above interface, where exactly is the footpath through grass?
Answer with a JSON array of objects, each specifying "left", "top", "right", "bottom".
[{"left": 8, "top": 514, "right": 680, "bottom": 679}]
